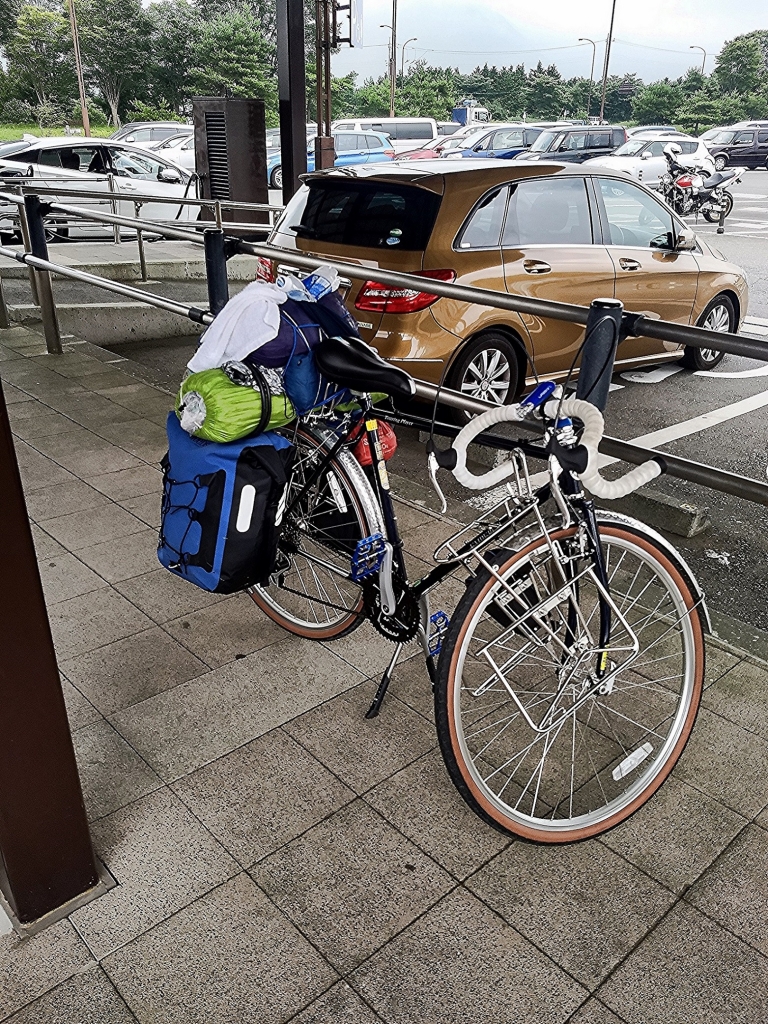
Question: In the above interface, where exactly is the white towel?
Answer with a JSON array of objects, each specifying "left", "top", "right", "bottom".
[{"left": 187, "top": 281, "right": 288, "bottom": 373}]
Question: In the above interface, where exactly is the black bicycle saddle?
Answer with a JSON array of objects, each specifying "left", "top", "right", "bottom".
[{"left": 314, "top": 335, "right": 416, "bottom": 399}]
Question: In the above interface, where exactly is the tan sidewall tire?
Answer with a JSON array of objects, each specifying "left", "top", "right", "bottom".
[{"left": 441, "top": 525, "right": 705, "bottom": 843}]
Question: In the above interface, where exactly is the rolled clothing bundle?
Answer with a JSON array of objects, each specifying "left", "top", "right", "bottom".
[{"left": 176, "top": 366, "right": 295, "bottom": 443}]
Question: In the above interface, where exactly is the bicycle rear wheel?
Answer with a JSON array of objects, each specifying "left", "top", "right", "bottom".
[
  {"left": 250, "top": 424, "right": 382, "bottom": 639},
  {"left": 435, "top": 523, "right": 705, "bottom": 842}
]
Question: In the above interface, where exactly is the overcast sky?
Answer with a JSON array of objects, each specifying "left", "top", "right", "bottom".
[{"left": 331, "top": 0, "right": 765, "bottom": 84}]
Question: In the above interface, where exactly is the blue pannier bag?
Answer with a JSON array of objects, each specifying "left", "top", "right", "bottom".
[{"left": 158, "top": 412, "right": 294, "bottom": 593}]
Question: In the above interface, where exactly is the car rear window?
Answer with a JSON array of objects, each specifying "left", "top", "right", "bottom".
[{"left": 293, "top": 180, "right": 441, "bottom": 250}]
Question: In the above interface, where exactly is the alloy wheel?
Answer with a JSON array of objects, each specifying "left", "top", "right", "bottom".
[{"left": 460, "top": 347, "right": 512, "bottom": 404}]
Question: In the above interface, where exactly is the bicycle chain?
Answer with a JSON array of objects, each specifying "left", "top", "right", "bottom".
[{"left": 362, "top": 579, "right": 421, "bottom": 643}]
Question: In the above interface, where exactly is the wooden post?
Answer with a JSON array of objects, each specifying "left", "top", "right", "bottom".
[{"left": 0, "top": 376, "right": 98, "bottom": 923}]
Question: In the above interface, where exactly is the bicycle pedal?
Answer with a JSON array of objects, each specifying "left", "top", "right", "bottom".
[
  {"left": 428, "top": 610, "right": 450, "bottom": 656},
  {"left": 351, "top": 533, "right": 387, "bottom": 582}
]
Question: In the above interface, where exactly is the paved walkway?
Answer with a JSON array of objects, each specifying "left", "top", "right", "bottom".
[{"left": 2, "top": 324, "right": 768, "bottom": 1023}]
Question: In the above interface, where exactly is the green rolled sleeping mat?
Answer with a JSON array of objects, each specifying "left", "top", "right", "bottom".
[{"left": 176, "top": 365, "right": 296, "bottom": 443}]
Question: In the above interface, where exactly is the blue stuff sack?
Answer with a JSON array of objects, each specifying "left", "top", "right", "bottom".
[{"left": 158, "top": 412, "right": 294, "bottom": 593}]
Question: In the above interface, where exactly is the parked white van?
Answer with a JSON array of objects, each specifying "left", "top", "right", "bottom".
[{"left": 330, "top": 117, "right": 439, "bottom": 152}]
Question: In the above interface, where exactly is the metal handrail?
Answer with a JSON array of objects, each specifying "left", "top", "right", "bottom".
[
  {"left": 238, "top": 240, "right": 768, "bottom": 362},
  {"left": 0, "top": 181, "right": 283, "bottom": 213}
]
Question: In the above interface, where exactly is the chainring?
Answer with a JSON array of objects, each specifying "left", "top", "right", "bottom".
[{"left": 362, "top": 579, "right": 421, "bottom": 642}]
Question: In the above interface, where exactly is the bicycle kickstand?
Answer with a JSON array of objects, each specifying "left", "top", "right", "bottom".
[{"left": 365, "top": 642, "right": 405, "bottom": 718}]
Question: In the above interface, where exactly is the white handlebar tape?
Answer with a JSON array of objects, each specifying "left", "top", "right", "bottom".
[
  {"left": 558, "top": 398, "right": 662, "bottom": 499},
  {"left": 451, "top": 403, "right": 525, "bottom": 490}
]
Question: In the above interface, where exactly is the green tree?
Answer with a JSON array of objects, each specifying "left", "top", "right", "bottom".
[
  {"left": 631, "top": 81, "right": 681, "bottom": 125},
  {"left": 397, "top": 62, "right": 456, "bottom": 119},
  {"left": 5, "top": 3, "right": 75, "bottom": 107},
  {"left": 191, "top": 9, "right": 278, "bottom": 123},
  {"left": 349, "top": 76, "right": 389, "bottom": 116},
  {"left": 715, "top": 32, "right": 766, "bottom": 94},
  {"left": 525, "top": 61, "right": 564, "bottom": 119},
  {"left": 146, "top": 0, "right": 199, "bottom": 114},
  {"left": 0, "top": 0, "right": 21, "bottom": 49},
  {"left": 77, "top": 0, "right": 152, "bottom": 125}
]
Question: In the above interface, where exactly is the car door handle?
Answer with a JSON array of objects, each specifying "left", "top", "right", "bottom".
[
  {"left": 619, "top": 258, "right": 642, "bottom": 271},
  {"left": 523, "top": 259, "right": 551, "bottom": 274}
]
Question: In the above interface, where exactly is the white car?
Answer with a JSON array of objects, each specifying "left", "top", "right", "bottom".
[
  {"left": 0, "top": 136, "right": 197, "bottom": 239},
  {"left": 584, "top": 134, "right": 714, "bottom": 188},
  {"left": 151, "top": 133, "right": 195, "bottom": 170}
]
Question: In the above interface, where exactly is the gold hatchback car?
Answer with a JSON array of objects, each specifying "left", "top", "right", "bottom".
[{"left": 269, "top": 161, "right": 748, "bottom": 401}]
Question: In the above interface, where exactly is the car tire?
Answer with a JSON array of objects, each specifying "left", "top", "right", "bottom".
[
  {"left": 713, "top": 154, "right": 728, "bottom": 172},
  {"left": 447, "top": 332, "right": 520, "bottom": 422},
  {"left": 0, "top": 231, "right": 19, "bottom": 245},
  {"left": 270, "top": 166, "right": 282, "bottom": 189},
  {"left": 44, "top": 220, "right": 69, "bottom": 243},
  {"left": 681, "top": 294, "right": 735, "bottom": 371}
]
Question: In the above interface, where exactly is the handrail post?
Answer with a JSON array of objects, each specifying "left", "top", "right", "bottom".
[
  {"left": 24, "top": 195, "right": 62, "bottom": 354},
  {"left": 107, "top": 173, "right": 120, "bottom": 243},
  {"left": 16, "top": 201, "right": 40, "bottom": 306},
  {"left": 204, "top": 229, "right": 229, "bottom": 315},
  {"left": 134, "top": 201, "right": 147, "bottom": 282},
  {"left": 0, "top": 271, "right": 10, "bottom": 329}
]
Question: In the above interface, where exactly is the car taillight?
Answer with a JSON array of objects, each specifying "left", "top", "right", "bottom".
[
  {"left": 255, "top": 257, "right": 274, "bottom": 282},
  {"left": 355, "top": 270, "right": 456, "bottom": 313},
  {"left": 383, "top": 149, "right": 396, "bottom": 159}
]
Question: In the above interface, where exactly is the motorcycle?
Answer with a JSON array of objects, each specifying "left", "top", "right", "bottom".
[{"left": 658, "top": 142, "right": 744, "bottom": 222}]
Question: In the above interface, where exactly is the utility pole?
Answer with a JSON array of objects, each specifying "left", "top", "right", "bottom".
[
  {"left": 598, "top": 0, "right": 618, "bottom": 123},
  {"left": 401, "top": 37, "right": 417, "bottom": 77},
  {"left": 389, "top": 0, "right": 398, "bottom": 117},
  {"left": 579, "top": 37, "right": 597, "bottom": 120},
  {"left": 67, "top": 0, "right": 90, "bottom": 136}
]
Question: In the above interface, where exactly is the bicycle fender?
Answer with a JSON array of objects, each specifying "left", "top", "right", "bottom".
[{"left": 595, "top": 509, "right": 712, "bottom": 635}]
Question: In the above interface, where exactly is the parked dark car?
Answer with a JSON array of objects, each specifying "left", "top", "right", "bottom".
[
  {"left": 706, "top": 126, "right": 768, "bottom": 170},
  {"left": 514, "top": 126, "right": 627, "bottom": 163},
  {"left": 446, "top": 125, "right": 545, "bottom": 160}
]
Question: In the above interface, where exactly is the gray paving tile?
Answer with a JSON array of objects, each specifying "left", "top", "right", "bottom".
[
  {"left": 117, "top": 493, "right": 160, "bottom": 529},
  {"left": 1, "top": 381, "right": 35, "bottom": 403},
  {"left": 30, "top": 524, "right": 66, "bottom": 558},
  {"left": 672, "top": 707, "right": 768, "bottom": 817},
  {"left": 89, "top": 465, "right": 163, "bottom": 501},
  {"left": 687, "top": 823, "right": 768, "bottom": 954},
  {"left": 351, "top": 886, "right": 585, "bottom": 1024},
  {"left": 70, "top": 788, "right": 238, "bottom": 959},
  {"left": 386, "top": 651, "right": 434, "bottom": 722},
  {"left": 61, "top": 626, "right": 207, "bottom": 716},
  {"left": 15, "top": 441, "right": 77, "bottom": 491},
  {"left": 29, "top": 352, "right": 112, "bottom": 379},
  {"left": 30, "top": 426, "right": 112, "bottom": 460},
  {"left": 102, "top": 873, "right": 336, "bottom": 1024},
  {"left": 45, "top": 393, "right": 140, "bottom": 429},
  {"left": 0, "top": 919, "right": 94, "bottom": 1020},
  {"left": 39, "top": 504, "right": 147, "bottom": 551},
  {"left": 568, "top": 1000, "right": 627, "bottom": 1024},
  {"left": 38, "top": 551, "right": 108, "bottom": 605},
  {"left": 598, "top": 902, "right": 768, "bottom": 1024},
  {"left": 467, "top": 840, "right": 674, "bottom": 988},
  {"left": 96, "top": 419, "right": 168, "bottom": 461},
  {"left": 4, "top": 965, "right": 136, "bottom": 1024},
  {"left": 174, "top": 728, "right": 354, "bottom": 865},
  {"left": 291, "top": 982, "right": 383, "bottom": 1023},
  {"left": 162, "top": 592, "right": 286, "bottom": 665},
  {"left": 401, "top": 519, "right": 456, "bottom": 563},
  {"left": 252, "top": 800, "right": 453, "bottom": 973},
  {"left": 73, "top": 719, "right": 163, "bottom": 821},
  {"left": 365, "top": 749, "right": 508, "bottom": 879},
  {"left": 601, "top": 775, "right": 747, "bottom": 893},
  {"left": 7, "top": 405, "right": 81, "bottom": 441},
  {"left": 320, "top": 621, "right": 421, "bottom": 680},
  {"left": 111, "top": 637, "right": 364, "bottom": 781},
  {"left": 283, "top": 681, "right": 436, "bottom": 794},
  {"left": 703, "top": 659, "right": 768, "bottom": 740},
  {"left": 703, "top": 643, "right": 743, "bottom": 688},
  {"left": 76, "top": 529, "right": 158, "bottom": 583},
  {"left": 48, "top": 588, "right": 153, "bottom": 660},
  {"left": 61, "top": 676, "right": 103, "bottom": 732},
  {"left": 56, "top": 446, "right": 147, "bottom": 481},
  {"left": 114, "top": 569, "right": 229, "bottom": 627},
  {"left": 24, "top": 478, "right": 111, "bottom": 521}
]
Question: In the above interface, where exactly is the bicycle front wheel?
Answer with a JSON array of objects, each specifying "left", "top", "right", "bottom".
[
  {"left": 250, "top": 424, "right": 382, "bottom": 639},
  {"left": 436, "top": 523, "right": 705, "bottom": 842}
]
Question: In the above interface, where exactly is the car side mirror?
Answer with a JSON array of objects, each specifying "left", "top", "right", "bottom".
[
  {"left": 675, "top": 227, "right": 696, "bottom": 251},
  {"left": 641, "top": 151, "right": 652, "bottom": 160},
  {"left": 125, "top": 136, "right": 135, "bottom": 143},
  {"left": 158, "top": 168, "right": 181, "bottom": 184}
]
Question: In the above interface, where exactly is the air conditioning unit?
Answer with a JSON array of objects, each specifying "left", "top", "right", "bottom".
[{"left": 192, "top": 97, "right": 269, "bottom": 237}]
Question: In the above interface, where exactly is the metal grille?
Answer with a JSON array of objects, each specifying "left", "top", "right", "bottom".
[{"left": 204, "top": 111, "right": 230, "bottom": 200}]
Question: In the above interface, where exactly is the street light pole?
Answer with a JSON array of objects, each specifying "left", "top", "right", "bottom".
[
  {"left": 401, "top": 37, "right": 417, "bottom": 77},
  {"left": 690, "top": 45, "right": 707, "bottom": 74},
  {"left": 598, "top": 0, "right": 618, "bottom": 123},
  {"left": 579, "top": 37, "right": 597, "bottom": 119}
]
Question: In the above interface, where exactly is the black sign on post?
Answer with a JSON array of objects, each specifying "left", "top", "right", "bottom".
[
  {"left": 277, "top": 0, "right": 308, "bottom": 203},
  {"left": 0, "top": 377, "right": 98, "bottom": 924}
]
